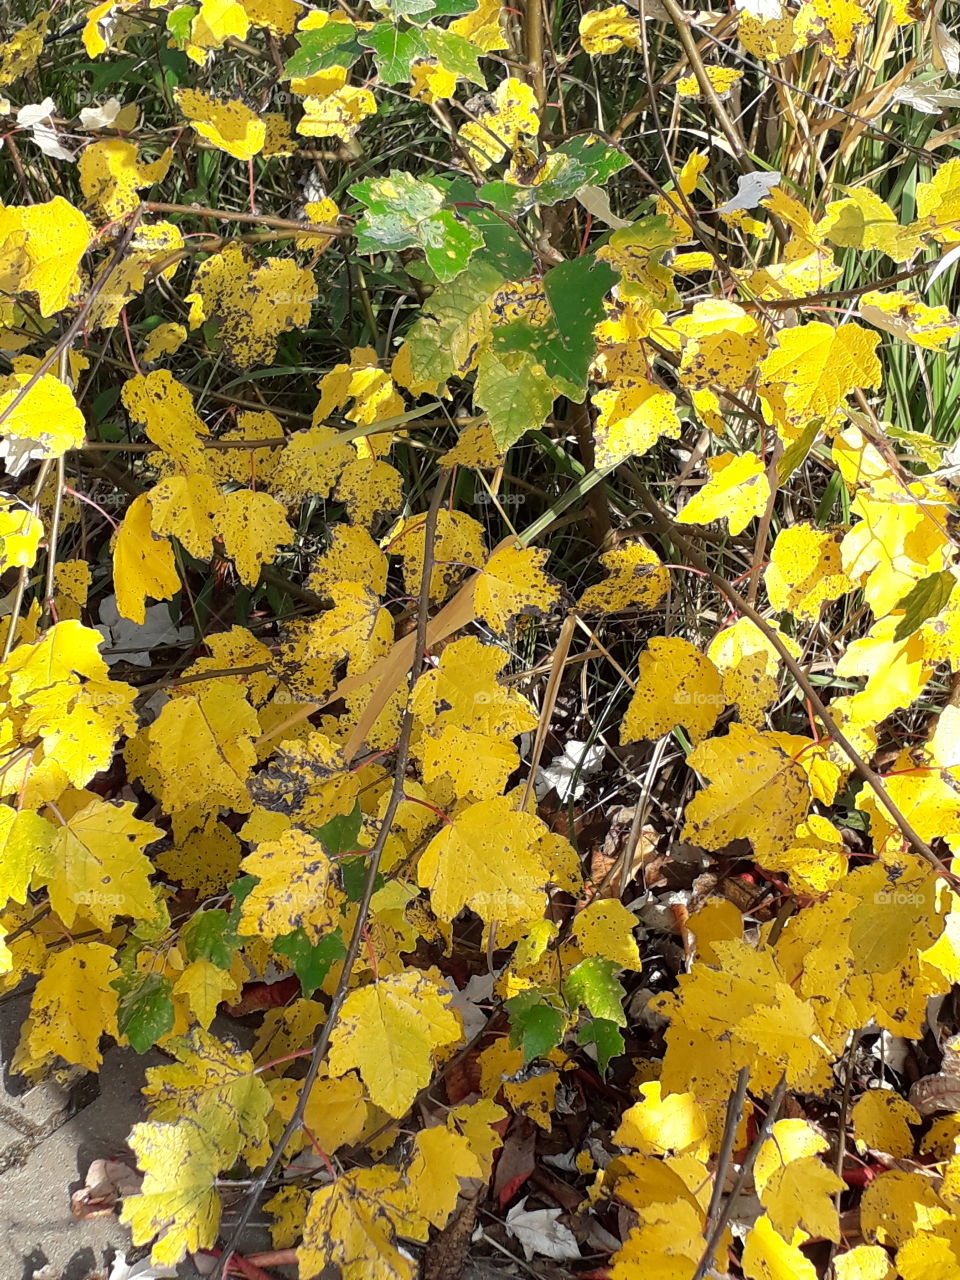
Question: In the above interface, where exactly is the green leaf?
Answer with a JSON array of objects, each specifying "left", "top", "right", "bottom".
[
  {"left": 476, "top": 348, "right": 559, "bottom": 449},
  {"left": 564, "top": 957, "right": 627, "bottom": 1025},
  {"left": 576, "top": 1017, "right": 625, "bottom": 1073},
  {"left": 167, "top": 5, "right": 196, "bottom": 45},
  {"left": 274, "top": 929, "right": 347, "bottom": 996},
  {"left": 492, "top": 257, "right": 614, "bottom": 400},
  {"left": 479, "top": 137, "right": 630, "bottom": 213},
  {"left": 505, "top": 990, "right": 567, "bottom": 1063},
  {"left": 404, "top": 256, "right": 505, "bottom": 387},
  {"left": 422, "top": 28, "right": 485, "bottom": 85},
  {"left": 893, "top": 570, "right": 957, "bottom": 642},
  {"left": 359, "top": 24, "right": 429, "bottom": 84},
  {"left": 283, "top": 25, "right": 364, "bottom": 78},
  {"left": 352, "top": 171, "right": 482, "bottom": 282},
  {"left": 181, "top": 910, "right": 238, "bottom": 969},
  {"left": 116, "top": 973, "right": 175, "bottom": 1053},
  {"left": 314, "top": 802, "right": 364, "bottom": 857}
]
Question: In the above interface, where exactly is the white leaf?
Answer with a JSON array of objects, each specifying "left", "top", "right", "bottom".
[
  {"left": 505, "top": 1198, "right": 581, "bottom": 1262},
  {"left": 535, "top": 739, "right": 604, "bottom": 802},
  {"left": 717, "top": 170, "right": 781, "bottom": 214},
  {"left": 17, "top": 98, "right": 75, "bottom": 161},
  {"left": 80, "top": 96, "right": 123, "bottom": 130},
  {"left": 934, "top": 22, "right": 960, "bottom": 76},
  {"left": 928, "top": 243, "right": 960, "bottom": 291}
]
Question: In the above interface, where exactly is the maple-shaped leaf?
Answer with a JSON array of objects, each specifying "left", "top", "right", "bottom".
[
  {"left": 853, "top": 1090, "right": 919, "bottom": 1158},
  {"left": 120, "top": 370, "right": 210, "bottom": 475},
  {"left": 143, "top": 1027, "right": 272, "bottom": 1168},
  {"left": 592, "top": 377, "right": 682, "bottom": 468},
  {"left": 19, "top": 941, "right": 119, "bottom": 1072},
  {"left": 389, "top": 508, "right": 486, "bottom": 602},
  {"left": 1, "top": 197, "right": 92, "bottom": 317},
  {"left": 112, "top": 493, "right": 181, "bottom": 625},
  {"left": 859, "top": 289, "right": 960, "bottom": 351},
  {"left": 621, "top": 636, "right": 724, "bottom": 744},
  {"left": 78, "top": 138, "right": 172, "bottom": 219},
  {"left": 352, "top": 170, "right": 483, "bottom": 281},
  {"left": 0, "top": 499, "right": 42, "bottom": 572},
  {"left": 148, "top": 474, "right": 221, "bottom": 562},
  {"left": 473, "top": 543, "right": 560, "bottom": 633},
  {"left": 120, "top": 1119, "right": 221, "bottom": 1265},
  {"left": 564, "top": 957, "right": 627, "bottom": 1025},
  {"left": 676, "top": 451, "right": 772, "bottom": 536},
  {"left": 0, "top": 371, "right": 85, "bottom": 476},
  {"left": 238, "top": 827, "right": 346, "bottom": 942},
  {"left": 614, "top": 1081, "right": 707, "bottom": 1156},
  {"left": 219, "top": 489, "right": 293, "bottom": 587},
  {"left": 417, "top": 720, "right": 519, "bottom": 800},
  {"left": 682, "top": 724, "right": 811, "bottom": 860},
  {"left": 758, "top": 321, "right": 881, "bottom": 430},
  {"left": 327, "top": 970, "right": 462, "bottom": 1115},
  {"left": 44, "top": 795, "right": 163, "bottom": 929},
  {"left": 299, "top": 1166, "right": 417, "bottom": 1280},
  {"left": 174, "top": 958, "right": 239, "bottom": 1029},
  {"left": 578, "top": 542, "right": 669, "bottom": 613},
  {"left": 571, "top": 898, "right": 642, "bottom": 969},
  {"left": 707, "top": 617, "right": 799, "bottom": 728},
  {"left": 298, "top": 86, "right": 377, "bottom": 143},
  {"left": 0, "top": 804, "right": 56, "bottom": 905},
  {"left": 411, "top": 635, "right": 538, "bottom": 737},
  {"left": 741, "top": 1213, "right": 817, "bottom": 1280},
  {"left": 186, "top": 243, "right": 317, "bottom": 368},
  {"left": 458, "top": 76, "right": 539, "bottom": 169},
  {"left": 417, "top": 794, "right": 555, "bottom": 927},
  {"left": 765, "top": 523, "right": 851, "bottom": 621},
  {"left": 116, "top": 971, "right": 175, "bottom": 1054},
  {"left": 174, "top": 88, "right": 266, "bottom": 159},
  {"left": 136, "top": 682, "right": 259, "bottom": 812}
]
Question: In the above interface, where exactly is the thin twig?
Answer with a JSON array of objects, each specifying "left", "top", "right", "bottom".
[
  {"left": 704, "top": 1066, "right": 751, "bottom": 1238},
  {"left": 213, "top": 470, "right": 451, "bottom": 1280},
  {"left": 625, "top": 475, "right": 952, "bottom": 876}
]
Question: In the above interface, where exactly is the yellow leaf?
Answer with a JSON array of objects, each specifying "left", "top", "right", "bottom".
[
  {"left": 173, "top": 959, "right": 239, "bottom": 1029},
  {"left": 238, "top": 827, "right": 345, "bottom": 942},
  {"left": 0, "top": 499, "right": 42, "bottom": 571},
  {"left": 0, "top": 804, "right": 56, "bottom": 904},
  {"left": 622, "top": 637, "right": 724, "bottom": 744},
  {"left": 112, "top": 493, "right": 181, "bottom": 625},
  {"left": 765, "top": 523, "right": 851, "bottom": 621},
  {"left": 174, "top": 88, "right": 266, "bottom": 160},
  {"left": 853, "top": 1089, "right": 920, "bottom": 1157},
  {"left": 677, "top": 451, "right": 771, "bottom": 536},
  {"left": 614, "top": 1082, "right": 708, "bottom": 1155},
  {"left": 298, "top": 86, "right": 377, "bottom": 142},
  {"left": 44, "top": 795, "right": 162, "bottom": 929},
  {"left": 916, "top": 157, "right": 960, "bottom": 246},
  {"left": 411, "top": 635, "right": 538, "bottom": 737},
  {"left": 121, "top": 371, "right": 210, "bottom": 475},
  {"left": 672, "top": 300, "right": 768, "bottom": 391},
  {"left": 474, "top": 543, "right": 560, "bottom": 633},
  {"left": 450, "top": 0, "right": 507, "bottom": 50},
  {"left": 138, "top": 682, "right": 259, "bottom": 812},
  {"left": 0, "top": 371, "right": 85, "bottom": 472},
  {"left": 141, "top": 322, "right": 187, "bottom": 363},
  {"left": 741, "top": 1213, "right": 817, "bottom": 1280},
  {"left": 78, "top": 139, "right": 172, "bottom": 219},
  {"left": 270, "top": 1070, "right": 368, "bottom": 1156},
  {"left": 859, "top": 289, "right": 960, "bottom": 350},
  {"left": 792, "top": 0, "right": 873, "bottom": 63},
  {"left": 458, "top": 77, "right": 539, "bottom": 169},
  {"left": 142, "top": 1027, "right": 272, "bottom": 1168},
  {"left": 417, "top": 795, "right": 555, "bottom": 928},
  {"left": 186, "top": 242, "right": 317, "bottom": 368},
  {"left": 389, "top": 509, "right": 487, "bottom": 602},
  {"left": 707, "top": 617, "right": 799, "bottom": 726},
  {"left": 760, "top": 814, "right": 847, "bottom": 894},
  {"left": 21, "top": 941, "right": 119, "bottom": 1072},
  {"left": 0, "top": 13, "right": 48, "bottom": 87},
  {"left": 220, "top": 489, "right": 293, "bottom": 587},
  {"left": 832, "top": 1246, "right": 896, "bottom": 1280},
  {"left": 571, "top": 898, "right": 642, "bottom": 969},
  {"left": 120, "top": 1120, "right": 221, "bottom": 1266},
  {"left": 1, "top": 197, "right": 92, "bottom": 316},
  {"left": 578, "top": 543, "right": 669, "bottom": 613},
  {"left": 682, "top": 724, "right": 811, "bottom": 859},
  {"left": 677, "top": 66, "right": 743, "bottom": 98},
  {"left": 327, "top": 970, "right": 462, "bottom": 1116},
  {"left": 299, "top": 1166, "right": 417, "bottom": 1280},
  {"left": 758, "top": 321, "right": 881, "bottom": 429},
  {"left": 592, "top": 378, "right": 681, "bottom": 466},
  {"left": 155, "top": 816, "right": 243, "bottom": 896},
  {"left": 579, "top": 5, "right": 642, "bottom": 55},
  {"left": 149, "top": 473, "right": 222, "bottom": 561}
]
